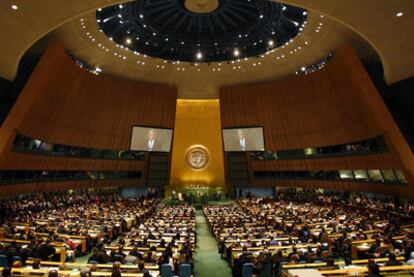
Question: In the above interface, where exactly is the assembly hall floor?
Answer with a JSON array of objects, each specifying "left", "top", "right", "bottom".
[
  {"left": 73, "top": 204, "right": 412, "bottom": 277},
  {"left": 194, "top": 210, "right": 232, "bottom": 277},
  {"left": 75, "top": 208, "right": 233, "bottom": 277}
]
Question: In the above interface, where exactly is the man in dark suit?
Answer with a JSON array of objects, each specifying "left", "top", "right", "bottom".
[
  {"left": 237, "top": 130, "right": 247, "bottom": 151},
  {"left": 35, "top": 240, "right": 55, "bottom": 261},
  {"left": 88, "top": 247, "right": 109, "bottom": 264},
  {"left": 233, "top": 246, "right": 251, "bottom": 277},
  {"left": 385, "top": 253, "right": 402, "bottom": 266},
  {"left": 367, "top": 262, "right": 381, "bottom": 277},
  {"left": 147, "top": 130, "right": 156, "bottom": 151}
]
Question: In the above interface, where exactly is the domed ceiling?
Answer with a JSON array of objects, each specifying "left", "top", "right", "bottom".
[
  {"left": 1, "top": 0, "right": 413, "bottom": 98},
  {"left": 96, "top": 0, "right": 307, "bottom": 62},
  {"left": 52, "top": 0, "right": 378, "bottom": 98}
]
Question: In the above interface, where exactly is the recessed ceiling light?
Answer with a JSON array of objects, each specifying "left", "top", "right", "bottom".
[
  {"left": 396, "top": 12, "right": 404, "bottom": 17},
  {"left": 233, "top": 49, "right": 240, "bottom": 57},
  {"left": 11, "top": 4, "right": 18, "bottom": 10},
  {"left": 125, "top": 38, "right": 132, "bottom": 45},
  {"left": 196, "top": 52, "right": 203, "bottom": 60}
]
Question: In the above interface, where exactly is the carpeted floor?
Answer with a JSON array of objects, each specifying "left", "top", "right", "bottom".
[
  {"left": 194, "top": 210, "right": 232, "bottom": 277},
  {"left": 75, "top": 254, "right": 90, "bottom": 263}
]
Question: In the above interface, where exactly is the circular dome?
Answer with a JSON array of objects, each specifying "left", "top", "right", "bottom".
[{"left": 96, "top": 0, "right": 307, "bottom": 63}]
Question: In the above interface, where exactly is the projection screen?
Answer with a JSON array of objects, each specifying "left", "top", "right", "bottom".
[
  {"left": 222, "top": 127, "right": 265, "bottom": 152},
  {"left": 130, "top": 126, "right": 173, "bottom": 152}
]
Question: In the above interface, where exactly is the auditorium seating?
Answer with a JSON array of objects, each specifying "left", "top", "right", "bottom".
[
  {"left": 204, "top": 194, "right": 414, "bottom": 276},
  {"left": 0, "top": 193, "right": 196, "bottom": 276}
]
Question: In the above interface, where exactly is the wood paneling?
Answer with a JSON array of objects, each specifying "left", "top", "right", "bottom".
[
  {"left": 220, "top": 47, "right": 414, "bottom": 197},
  {"left": 0, "top": 41, "right": 177, "bottom": 196},
  {"left": 221, "top": 48, "right": 382, "bottom": 150}
]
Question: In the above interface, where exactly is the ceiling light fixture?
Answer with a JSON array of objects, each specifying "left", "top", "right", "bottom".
[
  {"left": 396, "top": 12, "right": 404, "bottom": 17},
  {"left": 96, "top": 1, "right": 307, "bottom": 63},
  {"left": 11, "top": 4, "right": 18, "bottom": 10},
  {"left": 196, "top": 52, "right": 203, "bottom": 60}
]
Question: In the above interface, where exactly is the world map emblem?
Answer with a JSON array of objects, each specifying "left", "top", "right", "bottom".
[{"left": 186, "top": 146, "right": 209, "bottom": 170}]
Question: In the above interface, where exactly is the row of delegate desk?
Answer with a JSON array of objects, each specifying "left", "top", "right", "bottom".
[
  {"left": 104, "top": 205, "right": 196, "bottom": 264},
  {"left": 1, "top": 258, "right": 412, "bottom": 277},
  {"left": 1, "top": 202, "right": 197, "bottom": 276},
  {"left": 0, "top": 199, "right": 158, "bottom": 263},
  {"left": 204, "top": 200, "right": 414, "bottom": 274}
]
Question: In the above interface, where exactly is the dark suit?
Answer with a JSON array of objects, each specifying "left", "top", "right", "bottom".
[
  {"left": 233, "top": 253, "right": 251, "bottom": 277},
  {"left": 35, "top": 243, "right": 55, "bottom": 261}
]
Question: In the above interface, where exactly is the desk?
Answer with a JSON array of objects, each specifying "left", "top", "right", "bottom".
[
  {"left": 26, "top": 260, "right": 159, "bottom": 271},
  {"left": 319, "top": 265, "right": 414, "bottom": 276},
  {"left": 0, "top": 267, "right": 150, "bottom": 277},
  {"left": 0, "top": 238, "right": 66, "bottom": 263}
]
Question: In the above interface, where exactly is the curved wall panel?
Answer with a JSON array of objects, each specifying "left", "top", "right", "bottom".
[
  {"left": 221, "top": 48, "right": 381, "bottom": 150},
  {"left": 0, "top": 41, "right": 177, "bottom": 196},
  {"left": 220, "top": 47, "right": 414, "bottom": 197}
]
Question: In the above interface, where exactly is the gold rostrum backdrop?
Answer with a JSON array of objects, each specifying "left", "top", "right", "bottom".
[{"left": 169, "top": 99, "right": 225, "bottom": 190}]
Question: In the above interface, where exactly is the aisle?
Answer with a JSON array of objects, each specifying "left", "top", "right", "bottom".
[{"left": 194, "top": 210, "right": 232, "bottom": 277}]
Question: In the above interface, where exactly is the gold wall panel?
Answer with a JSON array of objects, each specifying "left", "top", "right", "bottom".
[{"left": 169, "top": 100, "right": 225, "bottom": 189}]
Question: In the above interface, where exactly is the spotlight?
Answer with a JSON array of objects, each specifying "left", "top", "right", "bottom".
[
  {"left": 233, "top": 49, "right": 240, "bottom": 57},
  {"left": 196, "top": 51, "right": 203, "bottom": 60},
  {"left": 125, "top": 38, "right": 132, "bottom": 45}
]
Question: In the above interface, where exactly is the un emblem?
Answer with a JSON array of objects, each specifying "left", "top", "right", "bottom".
[{"left": 185, "top": 146, "right": 209, "bottom": 170}]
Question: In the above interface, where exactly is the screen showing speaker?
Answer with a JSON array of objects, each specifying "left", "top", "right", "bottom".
[
  {"left": 222, "top": 127, "right": 265, "bottom": 152},
  {"left": 130, "top": 126, "right": 173, "bottom": 152}
]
